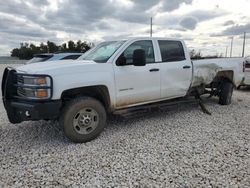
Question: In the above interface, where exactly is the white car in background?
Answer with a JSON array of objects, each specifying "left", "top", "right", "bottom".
[
  {"left": 244, "top": 57, "right": 250, "bottom": 86},
  {"left": 238, "top": 56, "right": 250, "bottom": 88},
  {"left": 26, "top": 53, "right": 83, "bottom": 64}
]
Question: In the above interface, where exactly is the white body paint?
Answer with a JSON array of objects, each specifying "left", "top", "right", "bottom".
[{"left": 16, "top": 37, "right": 245, "bottom": 110}]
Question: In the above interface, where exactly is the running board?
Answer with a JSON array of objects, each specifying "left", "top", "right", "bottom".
[{"left": 113, "top": 97, "right": 204, "bottom": 119}]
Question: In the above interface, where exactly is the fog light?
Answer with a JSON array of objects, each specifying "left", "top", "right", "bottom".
[{"left": 25, "top": 111, "right": 30, "bottom": 117}]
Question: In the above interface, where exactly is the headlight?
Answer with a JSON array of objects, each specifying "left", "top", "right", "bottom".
[
  {"left": 16, "top": 74, "right": 52, "bottom": 99},
  {"left": 22, "top": 76, "right": 48, "bottom": 85}
]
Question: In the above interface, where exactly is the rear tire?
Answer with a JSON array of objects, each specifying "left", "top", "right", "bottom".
[
  {"left": 219, "top": 81, "right": 234, "bottom": 105},
  {"left": 60, "top": 97, "right": 106, "bottom": 143}
]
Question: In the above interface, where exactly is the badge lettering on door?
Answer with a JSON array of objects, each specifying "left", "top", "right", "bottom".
[{"left": 119, "top": 88, "right": 134, "bottom": 92}]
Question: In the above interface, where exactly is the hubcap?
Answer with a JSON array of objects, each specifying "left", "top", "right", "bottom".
[{"left": 73, "top": 108, "right": 99, "bottom": 135}]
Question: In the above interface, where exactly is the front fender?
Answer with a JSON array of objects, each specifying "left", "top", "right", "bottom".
[{"left": 51, "top": 71, "right": 116, "bottom": 108}]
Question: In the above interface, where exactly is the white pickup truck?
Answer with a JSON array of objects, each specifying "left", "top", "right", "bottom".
[{"left": 2, "top": 37, "right": 245, "bottom": 142}]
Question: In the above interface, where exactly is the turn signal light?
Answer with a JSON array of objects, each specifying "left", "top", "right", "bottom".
[
  {"left": 36, "top": 90, "right": 48, "bottom": 98},
  {"left": 36, "top": 77, "right": 47, "bottom": 85}
]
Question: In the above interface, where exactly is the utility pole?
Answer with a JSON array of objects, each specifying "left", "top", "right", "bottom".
[
  {"left": 230, "top": 36, "right": 234, "bottom": 57},
  {"left": 242, "top": 32, "right": 246, "bottom": 57},
  {"left": 150, "top": 17, "right": 152, "bottom": 37},
  {"left": 225, "top": 46, "right": 228, "bottom": 57}
]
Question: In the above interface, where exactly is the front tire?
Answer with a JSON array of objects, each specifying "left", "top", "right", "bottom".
[
  {"left": 60, "top": 97, "right": 106, "bottom": 143},
  {"left": 219, "top": 81, "right": 234, "bottom": 105}
]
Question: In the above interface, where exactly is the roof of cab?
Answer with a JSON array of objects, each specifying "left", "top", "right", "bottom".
[{"left": 104, "top": 37, "right": 184, "bottom": 43}]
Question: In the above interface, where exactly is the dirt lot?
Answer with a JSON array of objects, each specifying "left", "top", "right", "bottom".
[{"left": 0, "top": 64, "right": 250, "bottom": 187}]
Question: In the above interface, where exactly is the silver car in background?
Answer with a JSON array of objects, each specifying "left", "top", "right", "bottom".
[{"left": 26, "top": 53, "right": 83, "bottom": 64}]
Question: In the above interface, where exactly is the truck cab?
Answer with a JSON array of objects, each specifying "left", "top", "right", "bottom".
[{"left": 88, "top": 38, "right": 193, "bottom": 108}]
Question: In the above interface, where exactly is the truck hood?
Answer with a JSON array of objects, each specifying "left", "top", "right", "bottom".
[{"left": 16, "top": 60, "right": 97, "bottom": 74}]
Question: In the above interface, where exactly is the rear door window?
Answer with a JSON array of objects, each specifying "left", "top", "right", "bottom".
[
  {"left": 245, "top": 60, "right": 250, "bottom": 68},
  {"left": 158, "top": 40, "right": 185, "bottom": 62}
]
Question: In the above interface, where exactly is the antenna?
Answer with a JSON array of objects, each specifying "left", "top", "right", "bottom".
[
  {"left": 225, "top": 46, "right": 228, "bottom": 57},
  {"left": 150, "top": 17, "right": 152, "bottom": 37},
  {"left": 242, "top": 32, "right": 246, "bottom": 57},
  {"left": 230, "top": 36, "right": 234, "bottom": 57}
]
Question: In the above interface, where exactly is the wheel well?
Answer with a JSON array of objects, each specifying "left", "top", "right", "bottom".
[
  {"left": 61, "top": 85, "right": 111, "bottom": 111},
  {"left": 213, "top": 70, "right": 234, "bottom": 85}
]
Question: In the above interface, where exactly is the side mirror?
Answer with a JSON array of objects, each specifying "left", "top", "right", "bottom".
[
  {"left": 133, "top": 49, "right": 146, "bottom": 66},
  {"left": 116, "top": 55, "right": 126, "bottom": 66}
]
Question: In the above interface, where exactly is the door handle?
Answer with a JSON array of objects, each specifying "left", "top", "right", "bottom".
[
  {"left": 149, "top": 68, "right": 159, "bottom": 72},
  {"left": 183, "top": 65, "right": 191, "bottom": 69}
]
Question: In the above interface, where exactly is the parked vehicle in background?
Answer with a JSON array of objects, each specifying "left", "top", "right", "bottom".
[
  {"left": 237, "top": 56, "right": 250, "bottom": 89},
  {"left": 244, "top": 57, "right": 250, "bottom": 85},
  {"left": 2, "top": 37, "right": 245, "bottom": 143},
  {"left": 26, "top": 53, "right": 83, "bottom": 64}
]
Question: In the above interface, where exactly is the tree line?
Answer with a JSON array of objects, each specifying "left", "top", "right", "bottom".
[
  {"left": 11, "top": 40, "right": 94, "bottom": 60},
  {"left": 190, "top": 49, "right": 223, "bottom": 60}
]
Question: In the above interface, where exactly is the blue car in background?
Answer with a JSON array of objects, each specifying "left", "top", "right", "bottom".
[{"left": 26, "top": 53, "right": 83, "bottom": 64}]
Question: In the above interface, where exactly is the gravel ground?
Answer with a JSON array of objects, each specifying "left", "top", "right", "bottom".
[{"left": 0, "top": 64, "right": 250, "bottom": 187}]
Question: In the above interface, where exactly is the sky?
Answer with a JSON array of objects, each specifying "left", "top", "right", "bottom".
[{"left": 0, "top": 0, "right": 250, "bottom": 57}]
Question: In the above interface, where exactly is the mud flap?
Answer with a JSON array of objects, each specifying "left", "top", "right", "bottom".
[{"left": 195, "top": 92, "right": 212, "bottom": 115}]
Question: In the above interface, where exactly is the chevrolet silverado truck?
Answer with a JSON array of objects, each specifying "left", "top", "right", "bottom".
[{"left": 2, "top": 37, "right": 245, "bottom": 143}]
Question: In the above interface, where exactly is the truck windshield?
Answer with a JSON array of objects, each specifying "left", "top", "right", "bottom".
[{"left": 80, "top": 41, "right": 125, "bottom": 63}]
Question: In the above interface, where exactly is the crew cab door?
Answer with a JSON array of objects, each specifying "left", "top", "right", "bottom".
[
  {"left": 113, "top": 40, "right": 161, "bottom": 108},
  {"left": 157, "top": 40, "right": 192, "bottom": 98}
]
